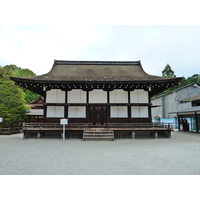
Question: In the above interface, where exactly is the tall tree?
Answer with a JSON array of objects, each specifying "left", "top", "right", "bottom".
[
  {"left": 162, "top": 64, "right": 176, "bottom": 77},
  {"left": 0, "top": 66, "right": 15, "bottom": 79},
  {"left": 0, "top": 79, "right": 27, "bottom": 128},
  {"left": 14, "top": 68, "right": 38, "bottom": 103},
  {"left": 3, "top": 64, "right": 19, "bottom": 72},
  {"left": 15, "top": 68, "right": 36, "bottom": 77}
]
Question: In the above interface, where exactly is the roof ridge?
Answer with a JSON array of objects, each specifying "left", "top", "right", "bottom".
[{"left": 54, "top": 60, "right": 141, "bottom": 65}]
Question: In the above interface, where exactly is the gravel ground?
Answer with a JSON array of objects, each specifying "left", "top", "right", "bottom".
[{"left": 0, "top": 131, "right": 200, "bottom": 175}]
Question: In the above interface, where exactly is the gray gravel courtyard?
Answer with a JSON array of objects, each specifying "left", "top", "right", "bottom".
[{"left": 0, "top": 130, "right": 200, "bottom": 175}]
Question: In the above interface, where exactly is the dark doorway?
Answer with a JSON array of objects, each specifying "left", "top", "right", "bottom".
[{"left": 90, "top": 106, "right": 107, "bottom": 125}]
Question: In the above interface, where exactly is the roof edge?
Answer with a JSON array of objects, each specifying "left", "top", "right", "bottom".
[{"left": 54, "top": 60, "right": 141, "bottom": 65}]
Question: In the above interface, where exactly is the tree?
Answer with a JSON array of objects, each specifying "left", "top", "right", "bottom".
[
  {"left": 15, "top": 68, "right": 36, "bottom": 77},
  {"left": 0, "top": 66, "right": 15, "bottom": 79},
  {"left": 24, "top": 89, "right": 39, "bottom": 103},
  {"left": 3, "top": 65, "right": 39, "bottom": 103},
  {"left": 3, "top": 64, "right": 19, "bottom": 72},
  {"left": 0, "top": 79, "right": 27, "bottom": 128},
  {"left": 162, "top": 64, "right": 176, "bottom": 77},
  {"left": 14, "top": 68, "right": 38, "bottom": 103}
]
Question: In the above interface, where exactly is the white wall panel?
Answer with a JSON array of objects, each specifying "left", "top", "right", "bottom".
[
  {"left": 68, "top": 106, "right": 77, "bottom": 118},
  {"left": 46, "top": 89, "right": 65, "bottom": 103},
  {"left": 110, "top": 106, "right": 119, "bottom": 118},
  {"left": 47, "top": 106, "right": 64, "bottom": 118},
  {"left": 131, "top": 106, "right": 140, "bottom": 117},
  {"left": 55, "top": 106, "right": 65, "bottom": 117},
  {"left": 139, "top": 106, "right": 148, "bottom": 117},
  {"left": 89, "top": 90, "right": 107, "bottom": 103},
  {"left": 68, "top": 106, "right": 86, "bottom": 118},
  {"left": 68, "top": 90, "right": 86, "bottom": 103},
  {"left": 138, "top": 90, "right": 148, "bottom": 103},
  {"left": 47, "top": 106, "right": 55, "bottom": 117},
  {"left": 131, "top": 106, "right": 148, "bottom": 118},
  {"left": 119, "top": 106, "right": 128, "bottom": 117},
  {"left": 110, "top": 90, "right": 128, "bottom": 103},
  {"left": 130, "top": 89, "right": 148, "bottom": 103},
  {"left": 111, "top": 106, "right": 127, "bottom": 118},
  {"left": 77, "top": 107, "right": 86, "bottom": 118}
]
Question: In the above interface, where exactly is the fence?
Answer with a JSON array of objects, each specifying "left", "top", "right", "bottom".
[{"left": 0, "top": 127, "right": 23, "bottom": 135}]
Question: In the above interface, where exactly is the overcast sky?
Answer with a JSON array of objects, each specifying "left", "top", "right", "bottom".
[{"left": 1, "top": 25, "right": 200, "bottom": 78}]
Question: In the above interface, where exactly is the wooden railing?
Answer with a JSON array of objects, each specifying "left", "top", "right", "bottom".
[
  {"left": 107, "top": 123, "right": 172, "bottom": 128},
  {"left": 0, "top": 127, "right": 23, "bottom": 135},
  {"left": 23, "top": 122, "right": 172, "bottom": 129},
  {"left": 24, "top": 123, "right": 90, "bottom": 128}
]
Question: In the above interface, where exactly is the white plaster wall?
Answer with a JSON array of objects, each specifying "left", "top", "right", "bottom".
[
  {"left": 151, "top": 94, "right": 192, "bottom": 118},
  {"left": 131, "top": 106, "right": 139, "bottom": 117},
  {"left": 47, "top": 106, "right": 64, "bottom": 118},
  {"left": 131, "top": 106, "right": 148, "bottom": 117},
  {"left": 68, "top": 90, "right": 86, "bottom": 103},
  {"left": 110, "top": 90, "right": 128, "bottom": 103},
  {"left": 89, "top": 90, "right": 107, "bottom": 103},
  {"left": 151, "top": 98, "right": 162, "bottom": 118},
  {"left": 68, "top": 106, "right": 86, "bottom": 118},
  {"left": 111, "top": 106, "right": 127, "bottom": 117},
  {"left": 130, "top": 89, "right": 148, "bottom": 103},
  {"left": 139, "top": 106, "right": 149, "bottom": 117},
  {"left": 111, "top": 106, "right": 118, "bottom": 117},
  {"left": 46, "top": 89, "right": 65, "bottom": 103}
]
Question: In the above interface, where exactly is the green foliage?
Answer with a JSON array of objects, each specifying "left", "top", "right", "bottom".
[
  {"left": 0, "top": 66, "right": 15, "bottom": 79},
  {"left": 162, "top": 64, "right": 176, "bottom": 77},
  {"left": 3, "top": 65, "right": 38, "bottom": 103},
  {"left": 0, "top": 64, "right": 37, "bottom": 128},
  {"left": 0, "top": 80, "right": 27, "bottom": 128},
  {"left": 14, "top": 68, "right": 38, "bottom": 103},
  {"left": 3, "top": 64, "right": 19, "bottom": 72},
  {"left": 15, "top": 68, "right": 36, "bottom": 77},
  {"left": 24, "top": 89, "right": 39, "bottom": 103},
  {"left": 153, "top": 64, "right": 200, "bottom": 98}
]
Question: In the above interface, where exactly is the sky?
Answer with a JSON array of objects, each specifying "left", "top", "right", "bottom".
[
  {"left": 1, "top": 25, "right": 200, "bottom": 78},
  {"left": 0, "top": 1, "right": 200, "bottom": 79}
]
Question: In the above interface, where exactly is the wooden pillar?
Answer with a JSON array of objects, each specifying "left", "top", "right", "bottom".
[
  {"left": 43, "top": 91, "right": 47, "bottom": 123},
  {"left": 148, "top": 91, "right": 152, "bottom": 122},
  {"left": 43, "top": 105, "right": 47, "bottom": 123},
  {"left": 178, "top": 115, "right": 181, "bottom": 131},
  {"left": 86, "top": 91, "right": 90, "bottom": 124},
  {"left": 128, "top": 91, "right": 131, "bottom": 123},
  {"left": 65, "top": 91, "right": 68, "bottom": 119},
  {"left": 86, "top": 104, "right": 90, "bottom": 124},
  {"left": 107, "top": 104, "right": 110, "bottom": 124},
  {"left": 128, "top": 105, "right": 131, "bottom": 123}
]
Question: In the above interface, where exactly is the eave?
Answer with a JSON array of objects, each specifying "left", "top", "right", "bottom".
[{"left": 11, "top": 76, "right": 183, "bottom": 97}]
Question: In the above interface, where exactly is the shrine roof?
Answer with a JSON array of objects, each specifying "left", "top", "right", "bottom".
[{"left": 11, "top": 60, "right": 183, "bottom": 83}]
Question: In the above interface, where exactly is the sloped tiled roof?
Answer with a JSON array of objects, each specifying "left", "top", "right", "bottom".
[{"left": 11, "top": 60, "right": 182, "bottom": 83}]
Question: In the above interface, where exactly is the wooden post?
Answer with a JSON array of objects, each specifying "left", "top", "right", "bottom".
[
  {"left": 37, "top": 132, "right": 40, "bottom": 139},
  {"left": 155, "top": 131, "right": 158, "bottom": 138},
  {"left": 132, "top": 131, "right": 135, "bottom": 139}
]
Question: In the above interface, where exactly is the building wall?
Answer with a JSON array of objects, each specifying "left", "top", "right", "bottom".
[
  {"left": 44, "top": 89, "right": 151, "bottom": 124},
  {"left": 151, "top": 86, "right": 194, "bottom": 119}
]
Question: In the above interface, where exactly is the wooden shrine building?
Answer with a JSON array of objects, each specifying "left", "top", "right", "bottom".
[
  {"left": 11, "top": 60, "right": 182, "bottom": 140},
  {"left": 25, "top": 96, "right": 44, "bottom": 123}
]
